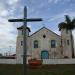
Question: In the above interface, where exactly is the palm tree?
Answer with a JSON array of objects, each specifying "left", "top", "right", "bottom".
[{"left": 58, "top": 15, "right": 75, "bottom": 58}]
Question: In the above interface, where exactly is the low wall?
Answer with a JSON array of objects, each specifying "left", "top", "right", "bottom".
[
  {"left": 0, "top": 59, "right": 16, "bottom": 64},
  {"left": 0, "top": 59, "right": 75, "bottom": 64},
  {"left": 43, "top": 59, "right": 75, "bottom": 64}
]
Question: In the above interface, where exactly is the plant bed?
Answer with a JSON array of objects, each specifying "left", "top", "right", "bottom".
[{"left": 28, "top": 59, "right": 42, "bottom": 69}]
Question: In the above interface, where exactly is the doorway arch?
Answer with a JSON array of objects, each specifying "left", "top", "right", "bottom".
[{"left": 41, "top": 50, "right": 49, "bottom": 59}]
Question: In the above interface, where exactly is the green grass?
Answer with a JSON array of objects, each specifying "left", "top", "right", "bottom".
[{"left": 0, "top": 64, "right": 75, "bottom": 75}]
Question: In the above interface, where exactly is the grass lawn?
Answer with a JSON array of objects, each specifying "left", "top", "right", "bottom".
[{"left": 0, "top": 64, "right": 75, "bottom": 75}]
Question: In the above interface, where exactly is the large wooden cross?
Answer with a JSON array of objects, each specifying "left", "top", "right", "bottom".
[{"left": 8, "top": 6, "right": 42, "bottom": 75}]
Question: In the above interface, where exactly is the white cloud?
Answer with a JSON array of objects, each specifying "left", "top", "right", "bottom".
[
  {"left": 66, "top": 0, "right": 71, "bottom": 2},
  {"left": 54, "top": 30, "right": 60, "bottom": 35},
  {"left": 53, "top": 0, "right": 70, "bottom": 4},
  {"left": 0, "top": 0, "right": 18, "bottom": 17},
  {"left": 0, "top": 1, "right": 17, "bottom": 53},
  {"left": 48, "top": 0, "right": 53, "bottom": 3},
  {"left": 48, "top": 0, "right": 61, "bottom": 4},
  {"left": 0, "top": 10, "right": 9, "bottom": 17},
  {"left": 48, "top": 13, "right": 65, "bottom": 22},
  {"left": 7, "top": 0, "right": 19, "bottom": 5},
  {"left": 48, "top": 0, "right": 71, "bottom": 4},
  {"left": 0, "top": 17, "right": 17, "bottom": 53},
  {"left": 28, "top": 24, "right": 31, "bottom": 29},
  {"left": 0, "top": 3, "right": 9, "bottom": 17},
  {"left": 48, "top": 11, "right": 75, "bottom": 22},
  {"left": 0, "top": 0, "right": 23, "bottom": 54},
  {"left": 54, "top": 0, "right": 60, "bottom": 4}
]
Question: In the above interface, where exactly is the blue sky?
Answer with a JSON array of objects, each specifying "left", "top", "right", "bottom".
[{"left": 0, "top": 0, "right": 75, "bottom": 55}]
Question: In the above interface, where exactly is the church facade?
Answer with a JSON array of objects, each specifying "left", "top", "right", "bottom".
[{"left": 16, "top": 26, "right": 73, "bottom": 63}]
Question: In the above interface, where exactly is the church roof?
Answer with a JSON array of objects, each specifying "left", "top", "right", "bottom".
[
  {"left": 17, "top": 25, "right": 31, "bottom": 32},
  {"left": 30, "top": 27, "right": 60, "bottom": 37}
]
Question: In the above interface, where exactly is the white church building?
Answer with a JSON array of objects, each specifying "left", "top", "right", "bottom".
[{"left": 16, "top": 25, "right": 74, "bottom": 63}]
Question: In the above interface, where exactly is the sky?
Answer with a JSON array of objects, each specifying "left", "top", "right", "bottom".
[{"left": 0, "top": 0, "right": 75, "bottom": 55}]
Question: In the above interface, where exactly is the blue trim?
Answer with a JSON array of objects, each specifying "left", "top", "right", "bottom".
[{"left": 41, "top": 50, "right": 49, "bottom": 59}]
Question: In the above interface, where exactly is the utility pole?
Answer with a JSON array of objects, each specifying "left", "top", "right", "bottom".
[
  {"left": 8, "top": 6, "right": 42, "bottom": 75},
  {"left": 9, "top": 46, "right": 11, "bottom": 56}
]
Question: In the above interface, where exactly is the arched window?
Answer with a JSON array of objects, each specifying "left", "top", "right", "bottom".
[
  {"left": 51, "top": 40, "right": 56, "bottom": 48},
  {"left": 34, "top": 40, "right": 38, "bottom": 48},
  {"left": 67, "top": 40, "right": 69, "bottom": 45},
  {"left": 21, "top": 41, "right": 23, "bottom": 46}
]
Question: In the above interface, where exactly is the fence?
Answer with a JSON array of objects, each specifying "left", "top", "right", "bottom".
[{"left": 43, "top": 59, "right": 75, "bottom": 64}]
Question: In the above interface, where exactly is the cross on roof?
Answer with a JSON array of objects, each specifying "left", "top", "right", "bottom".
[{"left": 8, "top": 6, "right": 42, "bottom": 75}]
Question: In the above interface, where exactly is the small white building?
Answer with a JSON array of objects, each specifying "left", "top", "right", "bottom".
[{"left": 16, "top": 26, "right": 74, "bottom": 64}]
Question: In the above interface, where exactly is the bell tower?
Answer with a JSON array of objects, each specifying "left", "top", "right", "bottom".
[
  {"left": 16, "top": 26, "right": 31, "bottom": 64},
  {"left": 61, "top": 29, "right": 73, "bottom": 58}
]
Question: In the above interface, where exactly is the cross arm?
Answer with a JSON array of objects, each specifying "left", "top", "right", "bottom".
[
  {"left": 8, "top": 19, "right": 24, "bottom": 22},
  {"left": 8, "top": 18, "right": 42, "bottom": 22},
  {"left": 26, "top": 18, "right": 42, "bottom": 22}
]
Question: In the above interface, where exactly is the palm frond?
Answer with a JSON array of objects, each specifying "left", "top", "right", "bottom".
[
  {"left": 66, "top": 18, "right": 75, "bottom": 30},
  {"left": 65, "top": 15, "right": 71, "bottom": 24},
  {"left": 58, "top": 15, "right": 75, "bottom": 31},
  {"left": 58, "top": 22, "right": 67, "bottom": 31}
]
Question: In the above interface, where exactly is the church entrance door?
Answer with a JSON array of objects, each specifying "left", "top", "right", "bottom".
[{"left": 41, "top": 51, "right": 49, "bottom": 59}]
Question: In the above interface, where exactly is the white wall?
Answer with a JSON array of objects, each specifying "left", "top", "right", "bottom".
[
  {"left": 0, "top": 59, "right": 75, "bottom": 64},
  {"left": 16, "top": 58, "right": 75, "bottom": 64},
  {"left": 0, "top": 58, "right": 75, "bottom": 64},
  {"left": 0, "top": 59, "right": 16, "bottom": 64},
  {"left": 43, "top": 59, "right": 75, "bottom": 64},
  {"left": 30, "top": 27, "right": 61, "bottom": 59},
  {"left": 61, "top": 29, "right": 72, "bottom": 58}
]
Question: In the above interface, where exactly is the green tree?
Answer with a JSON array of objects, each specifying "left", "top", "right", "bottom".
[{"left": 58, "top": 15, "right": 75, "bottom": 58}]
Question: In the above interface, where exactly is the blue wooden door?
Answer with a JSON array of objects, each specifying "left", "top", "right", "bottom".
[{"left": 41, "top": 51, "right": 49, "bottom": 59}]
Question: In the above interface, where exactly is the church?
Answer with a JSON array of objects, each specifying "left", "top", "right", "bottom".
[{"left": 16, "top": 25, "right": 73, "bottom": 63}]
